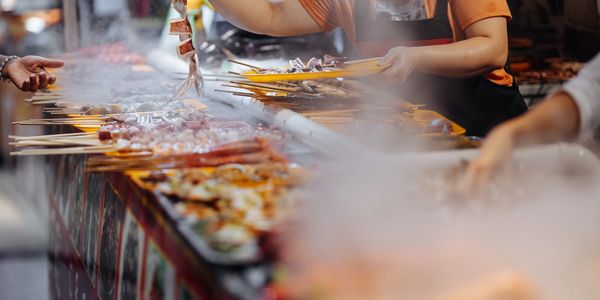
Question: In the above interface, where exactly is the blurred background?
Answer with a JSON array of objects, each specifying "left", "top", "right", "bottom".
[{"left": 0, "top": 0, "right": 598, "bottom": 299}]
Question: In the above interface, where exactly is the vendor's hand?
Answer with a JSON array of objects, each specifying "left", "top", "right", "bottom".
[
  {"left": 378, "top": 46, "right": 419, "bottom": 83},
  {"left": 456, "top": 124, "right": 517, "bottom": 195},
  {"left": 3, "top": 56, "right": 65, "bottom": 92}
]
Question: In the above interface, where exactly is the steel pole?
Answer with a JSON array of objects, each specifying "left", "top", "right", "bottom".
[{"left": 63, "top": 0, "right": 80, "bottom": 52}]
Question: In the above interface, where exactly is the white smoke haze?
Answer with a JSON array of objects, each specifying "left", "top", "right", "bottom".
[{"left": 282, "top": 147, "right": 600, "bottom": 300}]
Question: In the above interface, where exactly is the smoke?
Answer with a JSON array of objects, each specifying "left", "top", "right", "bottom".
[{"left": 281, "top": 149, "right": 600, "bottom": 300}]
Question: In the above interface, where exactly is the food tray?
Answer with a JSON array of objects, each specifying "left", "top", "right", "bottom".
[
  {"left": 413, "top": 110, "right": 466, "bottom": 137},
  {"left": 126, "top": 168, "right": 277, "bottom": 265},
  {"left": 242, "top": 58, "right": 386, "bottom": 83}
]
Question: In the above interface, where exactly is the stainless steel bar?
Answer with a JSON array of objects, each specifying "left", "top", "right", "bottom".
[{"left": 64, "top": 0, "right": 80, "bottom": 52}]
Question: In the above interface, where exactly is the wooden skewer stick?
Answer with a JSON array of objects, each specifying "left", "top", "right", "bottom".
[
  {"left": 50, "top": 111, "right": 95, "bottom": 115},
  {"left": 11, "top": 141, "right": 73, "bottom": 147},
  {"left": 34, "top": 92, "right": 62, "bottom": 96},
  {"left": 229, "top": 81, "right": 301, "bottom": 93},
  {"left": 9, "top": 132, "right": 96, "bottom": 141},
  {"left": 226, "top": 82, "right": 317, "bottom": 98},
  {"left": 221, "top": 84, "right": 285, "bottom": 95},
  {"left": 214, "top": 89, "right": 255, "bottom": 97},
  {"left": 21, "top": 118, "right": 106, "bottom": 123},
  {"left": 25, "top": 117, "right": 106, "bottom": 122},
  {"left": 29, "top": 95, "right": 65, "bottom": 100},
  {"left": 194, "top": 74, "right": 245, "bottom": 80},
  {"left": 228, "top": 59, "right": 262, "bottom": 71},
  {"left": 345, "top": 57, "right": 383, "bottom": 65},
  {"left": 13, "top": 121, "right": 105, "bottom": 126},
  {"left": 43, "top": 108, "right": 79, "bottom": 111},
  {"left": 272, "top": 81, "right": 300, "bottom": 88},
  {"left": 11, "top": 138, "right": 102, "bottom": 147},
  {"left": 29, "top": 100, "right": 63, "bottom": 105},
  {"left": 10, "top": 146, "right": 115, "bottom": 156}
]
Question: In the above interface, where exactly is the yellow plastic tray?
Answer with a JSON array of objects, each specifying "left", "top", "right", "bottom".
[
  {"left": 242, "top": 58, "right": 387, "bottom": 83},
  {"left": 413, "top": 110, "right": 466, "bottom": 137}
]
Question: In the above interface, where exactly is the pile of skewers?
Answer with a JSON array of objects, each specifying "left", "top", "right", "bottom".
[
  {"left": 11, "top": 109, "right": 287, "bottom": 170},
  {"left": 210, "top": 58, "right": 462, "bottom": 134},
  {"left": 10, "top": 50, "right": 305, "bottom": 255}
]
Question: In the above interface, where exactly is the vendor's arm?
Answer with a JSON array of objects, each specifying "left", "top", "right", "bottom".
[
  {"left": 207, "top": 0, "right": 322, "bottom": 36},
  {"left": 380, "top": 17, "right": 509, "bottom": 81},
  {"left": 1, "top": 55, "right": 65, "bottom": 92}
]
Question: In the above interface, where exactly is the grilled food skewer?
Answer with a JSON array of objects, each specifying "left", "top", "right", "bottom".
[
  {"left": 228, "top": 59, "right": 262, "bottom": 71},
  {"left": 9, "top": 132, "right": 96, "bottom": 140}
]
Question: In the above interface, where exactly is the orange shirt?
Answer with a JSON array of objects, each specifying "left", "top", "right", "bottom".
[{"left": 298, "top": 0, "right": 514, "bottom": 86}]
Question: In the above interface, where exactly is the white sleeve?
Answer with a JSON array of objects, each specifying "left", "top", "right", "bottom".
[{"left": 562, "top": 54, "right": 600, "bottom": 141}]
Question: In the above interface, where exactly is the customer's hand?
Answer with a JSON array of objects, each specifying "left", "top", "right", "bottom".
[{"left": 3, "top": 56, "right": 65, "bottom": 92}]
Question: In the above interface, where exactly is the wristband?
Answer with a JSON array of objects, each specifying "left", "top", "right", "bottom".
[{"left": 0, "top": 55, "right": 19, "bottom": 82}]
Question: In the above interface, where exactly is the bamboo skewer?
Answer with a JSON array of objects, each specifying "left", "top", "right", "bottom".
[
  {"left": 221, "top": 84, "right": 292, "bottom": 96},
  {"left": 10, "top": 145, "right": 116, "bottom": 156},
  {"left": 34, "top": 92, "right": 62, "bottom": 96},
  {"left": 13, "top": 121, "right": 105, "bottom": 126},
  {"left": 25, "top": 117, "right": 106, "bottom": 122},
  {"left": 228, "top": 59, "right": 262, "bottom": 71},
  {"left": 10, "top": 141, "right": 73, "bottom": 147},
  {"left": 27, "top": 95, "right": 65, "bottom": 101},
  {"left": 229, "top": 81, "right": 301, "bottom": 93},
  {"left": 214, "top": 89, "right": 255, "bottom": 97},
  {"left": 223, "top": 82, "right": 318, "bottom": 98},
  {"left": 171, "top": 73, "right": 245, "bottom": 80},
  {"left": 28, "top": 100, "right": 65, "bottom": 105},
  {"left": 10, "top": 138, "right": 102, "bottom": 147},
  {"left": 9, "top": 132, "right": 96, "bottom": 141},
  {"left": 344, "top": 57, "right": 383, "bottom": 65}
]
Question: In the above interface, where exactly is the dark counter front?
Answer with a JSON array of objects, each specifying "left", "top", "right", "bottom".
[{"left": 47, "top": 153, "right": 241, "bottom": 300}]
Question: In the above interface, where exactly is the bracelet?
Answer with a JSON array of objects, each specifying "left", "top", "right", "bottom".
[{"left": 0, "top": 55, "right": 19, "bottom": 82}]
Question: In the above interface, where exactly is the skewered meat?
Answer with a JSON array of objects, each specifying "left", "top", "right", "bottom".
[
  {"left": 92, "top": 109, "right": 287, "bottom": 170},
  {"left": 84, "top": 104, "right": 125, "bottom": 115},
  {"left": 147, "top": 163, "right": 305, "bottom": 250},
  {"left": 258, "top": 55, "right": 349, "bottom": 75},
  {"left": 171, "top": 0, "right": 203, "bottom": 99},
  {"left": 324, "top": 54, "right": 348, "bottom": 68},
  {"left": 177, "top": 38, "right": 196, "bottom": 58},
  {"left": 169, "top": 18, "right": 193, "bottom": 35}
]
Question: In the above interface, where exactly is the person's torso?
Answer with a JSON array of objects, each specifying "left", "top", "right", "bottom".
[{"left": 331, "top": 0, "right": 514, "bottom": 86}]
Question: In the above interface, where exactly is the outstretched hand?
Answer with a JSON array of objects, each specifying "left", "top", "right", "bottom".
[
  {"left": 3, "top": 56, "right": 65, "bottom": 92},
  {"left": 455, "top": 125, "right": 517, "bottom": 195}
]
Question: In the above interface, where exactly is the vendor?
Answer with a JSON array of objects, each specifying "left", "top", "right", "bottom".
[
  {"left": 207, "top": 0, "right": 527, "bottom": 136},
  {"left": 0, "top": 55, "right": 64, "bottom": 92}
]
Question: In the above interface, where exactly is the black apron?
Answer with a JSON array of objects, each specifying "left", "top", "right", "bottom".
[{"left": 355, "top": 0, "right": 527, "bottom": 137}]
